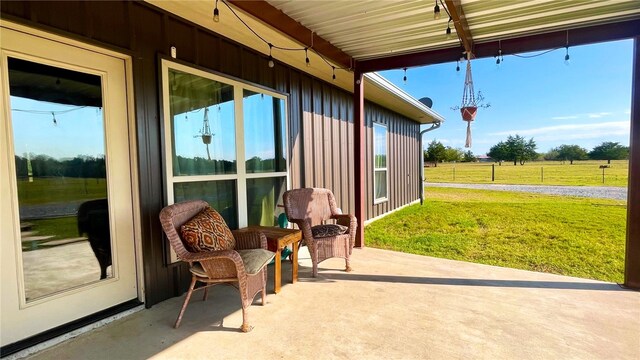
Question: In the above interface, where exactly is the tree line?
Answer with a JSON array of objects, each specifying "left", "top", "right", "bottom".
[
  {"left": 425, "top": 135, "right": 629, "bottom": 166},
  {"left": 424, "top": 141, "right": 475, "bottom": 166},
  {"left": 15, "top": 154, "right": 106, "bottom": 178}
]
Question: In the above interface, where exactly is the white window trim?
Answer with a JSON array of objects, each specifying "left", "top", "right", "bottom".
[
  {"left": 160, "top": 59, "right": 290, "bottom": 262},
  {"left": 373, "top": 122, "right": 388, "bottom": 204}
]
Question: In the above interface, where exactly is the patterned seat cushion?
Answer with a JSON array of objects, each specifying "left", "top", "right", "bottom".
[
  {"left": 311, "top": 224, "right": 348, "bottom": 238},
  {"left": 181, "top": 207, "right": 235, "bottom": 252},
  {"left": 237, "top": 249, "right": 275, "bottom": 275}
]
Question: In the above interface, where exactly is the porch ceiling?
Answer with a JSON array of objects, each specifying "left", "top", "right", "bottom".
[
  {"left": 266, "top": 0, "right": 640, "bottom": 61},
  {"left": 147, "top": 0, "right": 639, "bottom": 124}
]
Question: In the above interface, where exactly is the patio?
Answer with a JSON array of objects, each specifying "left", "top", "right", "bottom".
[{"left": 24, "top": 247, "right": 639, "bottom": 360}]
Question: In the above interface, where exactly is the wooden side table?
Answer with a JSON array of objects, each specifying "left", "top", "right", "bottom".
[{"left": 237, "top": 226, "right": 302, "bottom": 294}]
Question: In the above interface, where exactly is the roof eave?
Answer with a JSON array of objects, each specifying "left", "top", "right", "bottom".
[{"left": 364, "top": 72, "right": 446, "bottom": 124}]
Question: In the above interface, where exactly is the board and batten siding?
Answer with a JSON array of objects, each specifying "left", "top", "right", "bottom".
[{"left": 1, "top": 1, "right": 420, "bottom": 306}]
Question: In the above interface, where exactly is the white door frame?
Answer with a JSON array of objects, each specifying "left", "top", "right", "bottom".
[{"left": 0, "top": 20, "right": 144, "bottom": 346}]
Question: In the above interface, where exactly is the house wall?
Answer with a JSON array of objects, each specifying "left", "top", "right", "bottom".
[{"left": 0, "top": 1, "right": 420, "bottom": 306}]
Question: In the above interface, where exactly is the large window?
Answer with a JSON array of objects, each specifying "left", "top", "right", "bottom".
[
  {"left": 373, "top": 123, "right": 388, "bottom": 203},
  {"left": 162, "top": 60, "right": 288, "bottom": 254}
]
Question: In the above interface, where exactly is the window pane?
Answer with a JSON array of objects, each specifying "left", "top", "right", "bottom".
[
  {"left": 375, "top": 170, "right": 387, "bottom": 200},
  {"left": 173, "top": 180, "right": 238, "bottom": 229},
  {"left": 243, "top": 90, "right": 286, "bottom": 173},
  {"left": 8, "top": 57, "right": 112, "bottom": 301},
  {"left": 246, "top": 177, "right": 286, "bottom": 227},
  {"left": 374, "top": 123, "right": 387, "bottom": 169},
  {"left": 169, "top": 69, "right": 236, "bottom": 176}
]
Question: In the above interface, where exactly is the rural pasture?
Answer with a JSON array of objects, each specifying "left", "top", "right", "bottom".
[{"left": 425, "top": 160, "right": 628, "bottom": 187}]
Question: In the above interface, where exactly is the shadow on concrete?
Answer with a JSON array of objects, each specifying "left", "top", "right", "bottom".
[{"left": 301, "top": 272, "right": 630, "bottom": 291}]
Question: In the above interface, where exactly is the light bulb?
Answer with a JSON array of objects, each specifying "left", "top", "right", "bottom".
[
  {"left": 434, "top": 4, "right": 441, "bottom": 20},
  {"left": 564, "top": 47, "right": 570, "bottom": 66},
  {"left": 446, "top": 26, "right": 452, "bottom": 39},
  {"left": 306, "top": 57, "right": 310, "bottom": 67},
  {"left": 268, "top": 56, "right": 275, "bottom": 68},
  {"left": 213, "top": 8, "right": 219, "bottom": 22}
]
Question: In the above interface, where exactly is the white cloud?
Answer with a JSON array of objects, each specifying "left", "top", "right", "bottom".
[
  {"left": 489, "top": 121, "right": 630, "bottom": 141},
  {"left": 587, "top": 112, "right": 612, "bottom": 118},
  {"left": 551, "top": 112, "right": 614, "bottom": 120}
]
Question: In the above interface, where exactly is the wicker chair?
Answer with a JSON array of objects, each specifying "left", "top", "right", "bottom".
[
  {"left": 283, "top": 188, "right": 357, "bottom": 277},
  {"left": 159, "top": 200, "right": 274, "bottom": 332}
]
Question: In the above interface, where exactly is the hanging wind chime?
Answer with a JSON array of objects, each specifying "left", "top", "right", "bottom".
[{"left": 456, "top": 55, "right": 489, "bottom": 148}]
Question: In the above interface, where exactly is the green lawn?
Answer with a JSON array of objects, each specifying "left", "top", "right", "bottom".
[
  {"left": 17, "top": 177, "right": 107, "bottom": 205},
  {"left": 425, "top": 160, "right": 628, "bottom": 187},
  {"left": 365, "top": 187, "right": 627, "bottom": 283}
]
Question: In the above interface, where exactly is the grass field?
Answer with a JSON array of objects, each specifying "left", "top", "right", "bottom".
[
  {"left": 365, "top": 187, "right": 627, "bottom": 283},
  {"left": 425, "top": 160, "right": 628, "bottom": 187},
  {"left": 17, "top": 177, "right": 107, "bottom": 205},
  {"left": 23, "top": 217, "right": 80, "bottom": 251}
]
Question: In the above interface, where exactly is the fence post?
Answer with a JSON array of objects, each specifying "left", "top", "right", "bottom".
[
  {"left": 491, "top": 163, "right": 495, "bottom": 182},
  {"left": 453, "top": 166, "right": 456, "bottom": 181},
  {"left": 541, "top": 166, "right": 544, "bottom": 183}
]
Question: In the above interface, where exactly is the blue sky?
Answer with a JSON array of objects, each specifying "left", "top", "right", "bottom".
[
  {"left": 11, "top": 97, "right": 104, "bottom": 159},
  {"left": 380, "top": 39, "right": 633, "bottom": 156}
]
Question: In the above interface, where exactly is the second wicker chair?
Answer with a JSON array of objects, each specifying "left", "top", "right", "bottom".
[{"left": 283, "top": 188, "right": 356, "bottom": 277}]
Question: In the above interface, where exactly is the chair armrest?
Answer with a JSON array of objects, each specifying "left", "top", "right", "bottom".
[
  {"left": 332, "top": 214, "right": 357, "bottom": 249},
  {"left": 181, "top": 249, "right": 245, "bottom": 278},
  {"left": 232, "top": 230, "right": 268, "bottom": 250},
  {"left": 289, "top": 218, "right": 314, "bottom": 241},
  {"left": 179, "top": 249, "right": 240, "bottom": 263},
  {"left": 331, "top": 214, "right": 356, "bottom": 228}
]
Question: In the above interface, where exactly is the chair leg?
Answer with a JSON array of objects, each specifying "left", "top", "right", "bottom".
[
  {"left": 202, "top": 286, "right": 209, "bottom": 301},
  {"left": 345, "top": 258, "right": 352, "bottom": 272},
  {"left": 175, "top": 276, "right": 197, "bottom": 329},
  {"left": 261, "top": 269, "right": 267, "bottom": 305},
  {"left": 240, "top": 305, "right": 252, "bottom": 333}
]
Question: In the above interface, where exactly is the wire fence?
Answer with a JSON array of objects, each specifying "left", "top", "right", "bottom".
[{"left": 424, "top": 160, "right": 628, "bottom": 187}]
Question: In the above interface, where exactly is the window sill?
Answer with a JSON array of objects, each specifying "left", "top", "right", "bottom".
[{"left": 373, "top": 197, "right": 388, "bottom": 205}]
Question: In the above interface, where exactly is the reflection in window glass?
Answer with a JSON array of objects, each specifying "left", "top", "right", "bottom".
[
  {"left": 8, "top": 57, "right": 111, "bottom": 301},
  {"left": 174, "top": 181, "right": 238, "bottom": 229},
  {"left": 246, "top": 177, "right": 286, "bottom": 227},
  {"left": 243, "top": 90, "right": 286, "bottom": 173},
  {"left": 374, "top": 171, "right": 387, "bottom": 200},
  {"left": 169, "top": 69, "right": 236, "bottom": 176},
  {"left": 374, "top": 123, "right": 388, "bottom": 202}
]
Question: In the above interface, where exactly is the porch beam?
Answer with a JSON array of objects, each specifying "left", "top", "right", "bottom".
[
  {"left": 625, "top": 36, "right": 640, "bottom": 290},
  {"left": 444, "top": 0, "right": 474, "bottom": 57},
  {"left": 358, "top": 19, "right": 640, "bottom": 73},
  {"left": 226, "top": 0, "right": 352, "bottom": 70},
  {"left": 353, "top": 69, "right": 365, "bottom": 248}
]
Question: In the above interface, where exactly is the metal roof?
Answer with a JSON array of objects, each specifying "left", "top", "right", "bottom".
[
  {"left": 266, "top": 0, "right": 640, "bottom": 60},
  {"left": 147, "top": 0, "right": 639, "bottom": 124}
]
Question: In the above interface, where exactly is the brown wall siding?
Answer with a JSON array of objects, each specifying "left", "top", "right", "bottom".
[
  {"left": 1, "top": 1, "right": 420, "bottom": 306},
  {"left": 365, "top": 104, "right": 420, "bottom": 220}
]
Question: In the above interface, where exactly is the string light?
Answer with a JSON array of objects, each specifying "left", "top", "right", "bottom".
[
  {"left": 214, "top": 0, "right": 350, "bottom": 81},
  {"left": 403, "top": 68, "right": 407, "bottom": 84},
  {"left": 446, "top": 17, "right": 452, "bottom": 39},
  {"left": 12, "top": 105, "right": 90, "bottom": 126},
  {"left": 564, "top": 31, "right": 571, "bottom": 65},
  {"left": 213, "top": 0, "right": 219, "bottom": 22},
  {"left": 433, "top": 0, "right": 441, "bottom": 20},
  {"left": 456, "top": 60, "right": 460, "bottom": 72},
  {"left": 268, "top": 43, "right": 275, "bottom": 68}
]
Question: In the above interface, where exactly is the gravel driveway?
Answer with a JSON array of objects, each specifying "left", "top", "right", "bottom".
[{"left": 426, "top": 182, "right": 628, "bottom": 201}]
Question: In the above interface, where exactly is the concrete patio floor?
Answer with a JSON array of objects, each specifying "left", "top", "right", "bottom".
[{"left": 24, "top": 247, "right": 640, "bottom": 360}]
